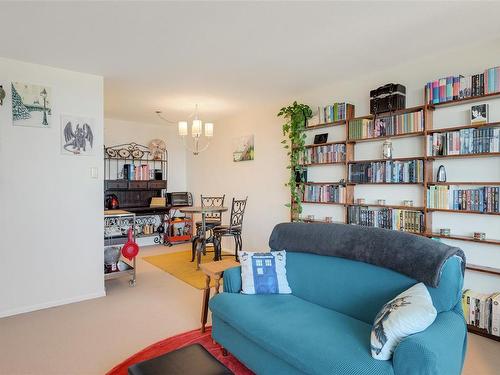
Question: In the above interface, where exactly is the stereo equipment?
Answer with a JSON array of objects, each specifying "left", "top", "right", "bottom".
[
  {"left": 167, "top": 192, "right": 193, "bottom": 207},
  {"left": 370, "top": 83, "right": 406, "bottom": 115}
]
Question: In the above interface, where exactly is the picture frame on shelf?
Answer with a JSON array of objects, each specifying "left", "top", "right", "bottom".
[
  {"left": 470, "top": 104, "right": 489, "bottom": 124},
  {"left": 313, "top": 133, "right": 328, "bottom": 144}
]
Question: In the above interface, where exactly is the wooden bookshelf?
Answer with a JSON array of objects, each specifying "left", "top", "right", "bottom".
[
  {"left": 426, "top": 208, "right": 500, "bottom": 216},
  {"left": 348, "top": 203, "right": 425, "bottom": 211},
  {"left": 428, "top": 233, "right": 500, "bottom": 246},
  {"left": 426, "top": 152, "right": 500, "bottom": 160},
  {"left": 303, "top": 181, "right": 344, "bottom": 185},
  {"left": 427, "top": 181, "right": 500, "bottom": 186},
  {"left": 467, "top": 325, "right": 500, "bottom": 342},
  {"left": 347, "top": 156, "right": 425, "bottom": 164},
  {"left": 430, "top": 92, "right": 500, "bottom": 108},
  {"left": 302, "top": 201, "right": 345, "bottom": 206},
  {"left": 305, "top": 119, "right": 346, "bottom": 131},
  {"left": 466, "top": 264, "right": 500, "bottom": 276},
  {"left": 347, "top": 182, "right": 424, "bottom": 185},
  {"left": 347, "top": 131, "right": 424, "bottom": 144},
  {"left": 426, "top": 121, "right": 500, "bottom": 134},
  {"left": 305, "top": 141, "right": 346, "bottom": 148},
  {"left": 301, "top": 161, "right": 345, "bottom": 167}
]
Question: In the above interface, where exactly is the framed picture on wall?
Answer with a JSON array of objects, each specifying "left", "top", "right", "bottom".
[
  {"left": 11, "top": 82, "right": 52, "bottom": 127},
  {"left": 61, "top": 114, "right": 95, "bottom": 156},
  {"left": 233, "top": 135, "right": 254, "bottom": 162}
]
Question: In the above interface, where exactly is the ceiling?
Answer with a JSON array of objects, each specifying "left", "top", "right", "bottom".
[{"left": 1, "top": 1, "right": 500, "bottom": 124}]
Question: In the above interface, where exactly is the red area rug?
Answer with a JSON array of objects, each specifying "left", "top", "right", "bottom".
[{"left": 106, "top": 327, "right": 254, "bottom": 375}]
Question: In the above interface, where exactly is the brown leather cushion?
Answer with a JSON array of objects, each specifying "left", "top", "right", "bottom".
[{"left": 128, "top": 344, "right": 233, "bottom": 375}]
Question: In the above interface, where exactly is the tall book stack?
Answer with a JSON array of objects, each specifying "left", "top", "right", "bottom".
[
  {"left": 302, "top": 144, "right": 345, "bottom": 164},
  {"left": 463, "top": 290, "right": 500, "bottom": 337},
  {"left": 425, "top": 66, "right": 500, "bottom": 104},
  {"left": 318, "top": 102, "right": 355, "bottom": 123},
  {"left": 427, "top": 185, "right": 500, "bottom": 213},
  {"left": 348, "top": 159, "right": 424, "bottom": 183},
  {"left": 427, "top": 127, "right": 500, "bottom": 156},
  {"left": 304, "top": 184, "right": 345, "bottom": 203},
  {"left": 348, "top": 206, "right": 424, "bottom": 233},
  {"left": 348, "top": 111, "right": 424, "bottom": 140}
]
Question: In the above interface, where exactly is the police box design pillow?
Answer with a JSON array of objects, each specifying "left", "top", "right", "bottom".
[{"left": 240, "top": 251, "right": 292, "bottom": 294}]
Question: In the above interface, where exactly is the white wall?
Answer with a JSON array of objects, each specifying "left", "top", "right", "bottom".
[
  {"left": 104, "top": 118, "right": 187, "bottom": 192},
  {"left": 0, "top": 58, "right": 104, "bottom": 317},
  {"left": 187, "top": 40, "right": 500, "bottom": 293}
]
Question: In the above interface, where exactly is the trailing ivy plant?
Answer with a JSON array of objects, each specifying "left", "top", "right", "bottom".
[{"left": 277, "top": 101, "right": 312, "bottom": 220}]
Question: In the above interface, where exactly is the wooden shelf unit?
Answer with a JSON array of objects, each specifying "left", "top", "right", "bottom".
[
  {"left": 426, "top": 152, "right": 500, "bottom": 160},
  {"left": 466, "top": 264, "right": 500, "bottom": 276},
  {"left": 467, "top": 325, "right": 500, "bottom": 342},
  {"left": 428, "top": 233, "right": 500, "bottom": 246},
  {"left": 290, "top": 91, "right": 500, "bottom": 343},
  {"left": 426, "top": 121, "right": 500, "bottom": 134},
  {"left": 427, "top": 181, "right": 500, "bottom": 186},
  {"left": 301, "top": 161, "right": 345, "bottom": 167},
  {"left": 427, "top": 208, "right": 500, "bottom": 216},
  {"left": 302, "top": 201, "right": 345, "bottom": 206},
  {"left": 304, "top": 119, "right": 346, "bottom": 131},
  {"left": 348, "top": 203, "right": 425, "bottom": 211},
  {"left": 304, "top": 141, "right": 346, "bottom": 148},
  {"left": 348, "top": 131, "right": 424, "bottom": 144},
  {"left": 429, "top": 92, "right": 500, "bottom": 108}
]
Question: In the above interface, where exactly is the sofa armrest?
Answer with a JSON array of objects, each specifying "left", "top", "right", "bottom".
[
  {"left": 222, "top": 266, "right": 242, "bottom": 293},
  {"left": 393, "top": 310, "right": 467, "bottom": 375}
]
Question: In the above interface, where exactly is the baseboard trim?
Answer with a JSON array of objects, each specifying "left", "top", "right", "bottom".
[{"left": 0, "top": 290, "right": 106, "bottom": 319}]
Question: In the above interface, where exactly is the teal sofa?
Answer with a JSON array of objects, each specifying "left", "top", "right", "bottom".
[{"left": 209, "top": 223, "right": 467, "bottom": 375}]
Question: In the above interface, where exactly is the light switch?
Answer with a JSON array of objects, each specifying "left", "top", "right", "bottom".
[{"left": 90, "top": 167, "right": 98, "bottom": 179}]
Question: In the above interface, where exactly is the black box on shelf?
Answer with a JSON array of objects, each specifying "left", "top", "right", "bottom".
[{"left": 370, "top": 83, "right": 406, "bottom": 114}]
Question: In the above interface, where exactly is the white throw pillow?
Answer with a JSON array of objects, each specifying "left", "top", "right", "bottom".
[
  {"left": 240, "top": 250, "right": 292, "bottom": 295},
  {"left": 370, "top": 282, "right": 437, "bottom": 360}
]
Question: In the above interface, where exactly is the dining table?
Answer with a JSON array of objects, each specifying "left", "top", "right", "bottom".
[{"left": 179, "top": 206, "right": 228, "bottom": 270}]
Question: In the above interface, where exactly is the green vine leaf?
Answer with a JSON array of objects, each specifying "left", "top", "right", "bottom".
[{"left": 277, "top": 101, "right": 312, "bottom": 219}]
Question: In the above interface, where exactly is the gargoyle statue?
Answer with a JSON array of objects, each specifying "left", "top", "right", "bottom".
[{"left": 63, "top": 121, "right": 93, "bottom": 154}]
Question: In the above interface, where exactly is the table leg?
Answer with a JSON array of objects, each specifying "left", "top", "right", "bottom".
[
  {"left": 214, "top": 275, "right": 221, "bottom": 294},
  {"left": 201, "top": 275, "right": 211, "bottom": 332},
  {"left": 196, "top": 212, "right": 207, "bottom": 270}
]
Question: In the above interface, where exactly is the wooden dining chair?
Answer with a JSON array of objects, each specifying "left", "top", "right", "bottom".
[
  {"left": 213, "top": 197, "right": 248, "bottom": 261},
  {"left": 191, "top": 194, "right": 225, "bottom": 262}
]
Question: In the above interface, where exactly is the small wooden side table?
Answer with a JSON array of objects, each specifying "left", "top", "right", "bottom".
[{"left": 199, "top": 259, "right": 239, "bottom": 333}]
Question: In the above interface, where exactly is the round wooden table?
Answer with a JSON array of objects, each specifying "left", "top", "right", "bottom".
[{"left": 180, "top": 206, "right": 228, "bottom": 269}]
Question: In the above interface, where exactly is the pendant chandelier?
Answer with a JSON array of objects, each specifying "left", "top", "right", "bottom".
[{"left": 155, "top": 104, "right": 213, "bottom": 155}]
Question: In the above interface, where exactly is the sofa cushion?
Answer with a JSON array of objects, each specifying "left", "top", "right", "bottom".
[
  {"left": 285, "top": 252, "right": 463, "bottom": 324},
  {"left": 209, "top": 293, "right": 394, "bottom": 375},
  {"left": 240, "top": 251, "right": 291, "bottom": 294}
]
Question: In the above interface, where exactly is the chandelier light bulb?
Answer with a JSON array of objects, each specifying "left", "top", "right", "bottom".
[
  {"left": 204, "top": 123, "right": 214, "bottom": 137},
  {"left": 192, "top": 119, "right": 202, "bottom": 137},
  {"left": 178, "top": 121, "right": 188, "bottom": 136}
]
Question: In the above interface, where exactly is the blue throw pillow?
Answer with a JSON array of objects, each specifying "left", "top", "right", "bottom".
[{"left": 240, "top": 251, "right": 292, "bottom": 294}]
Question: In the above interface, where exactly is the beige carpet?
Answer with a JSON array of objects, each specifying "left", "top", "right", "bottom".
[
  {"left": 143, "top": 249, "right": 219, "bottom": 289},
  {"left": 0, "top": 243, "right": 498, "bottom": 375}
]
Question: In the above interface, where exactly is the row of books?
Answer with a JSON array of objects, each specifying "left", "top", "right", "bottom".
[
  {"left": 426, "top": 127, "right": 500, "bottom": 156},
  {"left": 348, "top": 110, "right": 424, "bottom": 140},
  {"left": 303, "top": 184, "right": 345, "bottom": 203},
  {"left": 425, "top": 66, "right": 500, "bottom": 104},
  {"left": 301, "top": 144, "right": 345, "bottom": 164},
  {"left": 427, "top": 186, "right": 500, "bottom": 213},
  {"left": 309, "top": 102, "right": 355, "bottom": 125},
  {"left": 462, "top": 290, "right": 500, "bottom": 337},
  {"left": 348, "top": 206, "right": 424, "bottom": 233},
  {"left": 123, "top": 164, "right": 151, "bottom": 180},
  {"left": 348, "top": 160, "right": 424, "bottom": 184}
]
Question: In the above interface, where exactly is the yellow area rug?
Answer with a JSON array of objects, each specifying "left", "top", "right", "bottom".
[{"left": 143, "top": 250, "right": 219, "bottom": 289}]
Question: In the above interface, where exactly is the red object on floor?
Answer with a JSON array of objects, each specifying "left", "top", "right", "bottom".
[{"left": 106, "top": 327, "right": 254, "bottom": 375}]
